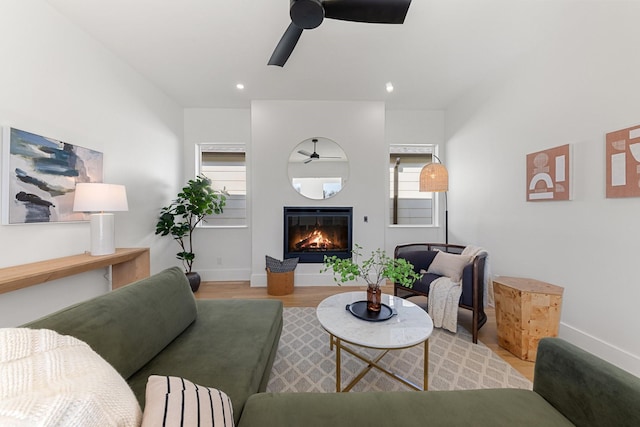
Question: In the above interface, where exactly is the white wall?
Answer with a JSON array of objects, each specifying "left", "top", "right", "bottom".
[
  {"left": 183, "top": 108, "right": 252, "bottom": 280},
  {"left": 251, "top": 101, "right": 386, "bottom": 286},
  {"left": 183, "top": 106, "right": 448, "bottom": 284},
  {"left": 0, "top": 0, "right": 183, "bottom": 326},
  {"left": 446, "top": 2, "right": 640, "bottom": 375}
]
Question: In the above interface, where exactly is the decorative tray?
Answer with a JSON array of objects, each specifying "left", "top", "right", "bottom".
[{"left": 345, "top": 301, "right": 397, "bottom": 322}]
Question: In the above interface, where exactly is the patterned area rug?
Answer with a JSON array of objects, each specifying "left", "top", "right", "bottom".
[{"left": 267, "top": 307, "right": 532, "bottom": 393}]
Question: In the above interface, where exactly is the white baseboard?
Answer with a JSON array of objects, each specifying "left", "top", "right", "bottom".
[
  {"left": 250, "top": 272, "right": 361, "bottom": 288},
  {"left": 559, "top": 322, "right": 640, "bottom": 377},
  {"left": 198, "top": 268, "right": 251, "bottom": 282}
]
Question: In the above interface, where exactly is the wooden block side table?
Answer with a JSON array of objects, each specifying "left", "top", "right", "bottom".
[{"left": 493, "top": 276, "right": 564, "bottom": 361}]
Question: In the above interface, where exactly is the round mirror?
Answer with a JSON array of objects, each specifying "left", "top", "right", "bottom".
[{"left": 288, "top": 137, "right": 349, "bottom": 200}]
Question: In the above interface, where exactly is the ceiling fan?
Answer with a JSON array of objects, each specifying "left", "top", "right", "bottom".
[
  {"left": 268, "top": 0, "right": 412, "bottom": 67},
  {"left": 298, "top": 138, "right": 341, "bottom": 163}
]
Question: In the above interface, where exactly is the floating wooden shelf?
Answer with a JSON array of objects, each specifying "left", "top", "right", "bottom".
[{"left": 0, "top": 248, "right": 150, "bottom": 295}]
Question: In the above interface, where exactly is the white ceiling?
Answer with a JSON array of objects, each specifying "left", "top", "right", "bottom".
[{"left": 45, "top": 0, "right": 569, "bottom": 109}]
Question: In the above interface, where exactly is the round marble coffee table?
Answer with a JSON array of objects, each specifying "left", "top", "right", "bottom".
[{"left": 316, "top": 291, "right": 433, "bottom": 392}]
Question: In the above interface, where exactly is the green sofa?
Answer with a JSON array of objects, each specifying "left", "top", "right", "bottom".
[
  {"left": 240, "top": 336, "right": 640, "bottom": 426},
  {"left": 23, "top": 267, "right": 640, "bottom": 427},
  {"left": 24, "top": 266, "right": 283, "bottom": 425}
]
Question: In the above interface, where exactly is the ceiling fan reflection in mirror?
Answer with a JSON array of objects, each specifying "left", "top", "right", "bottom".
[
  {"left": 298, "top": 138, "right": 341, "bottom": 163},
  {"left": 268, "top": 0, "right": 412, "bottom": 67}
]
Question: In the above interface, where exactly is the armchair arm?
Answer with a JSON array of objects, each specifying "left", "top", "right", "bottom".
[{"left": 460, "top": 253, "right": 486, "bottom": 309}]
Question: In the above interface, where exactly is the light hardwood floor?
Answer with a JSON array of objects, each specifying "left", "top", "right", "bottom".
[{"left": 196, "top": 281, "right": 535, "bottom": 382}]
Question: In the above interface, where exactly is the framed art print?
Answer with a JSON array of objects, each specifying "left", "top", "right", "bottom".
[
  {"left": 526, "top": 144, "right": 571, "bottom": 202},
  {"left": 606, "top": 124, "right": 640, "bottom": 198},
  {"left": 2, "top": 127, "right": 103, "bottom": 224}
]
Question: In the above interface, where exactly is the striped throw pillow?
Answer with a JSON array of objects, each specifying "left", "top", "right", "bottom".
[{"left": 141, "top": 375, "right": 234, "bottom": 427}]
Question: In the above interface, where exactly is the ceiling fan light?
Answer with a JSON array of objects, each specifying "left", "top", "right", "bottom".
[{"left": 386, "top": 82, "right": 394, "bottom": 93}]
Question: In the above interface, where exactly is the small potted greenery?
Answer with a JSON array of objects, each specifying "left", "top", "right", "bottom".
[
  {"left": 321, "top": 244, "right": 420, "bottom": 312},
  {"left": 155, "top": 175, "right": 226, "bottom": 291}
]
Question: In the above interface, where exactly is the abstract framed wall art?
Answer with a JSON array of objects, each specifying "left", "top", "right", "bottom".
[
  {"left": 606, "top": 124, "right": 640, "bottom": 198},
  {"left": 1, "top": 127, "right": 103, "bottom": 224},
  {"left": 526, "top": 144, "right": 571, "bottom": 202}
]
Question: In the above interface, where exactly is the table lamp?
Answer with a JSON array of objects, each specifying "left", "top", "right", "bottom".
[{"left": 73, "top": 183, "right": 128, "bottom": 256}]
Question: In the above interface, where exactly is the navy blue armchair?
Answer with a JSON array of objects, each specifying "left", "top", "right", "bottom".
[{"left": 394, "top": 243, "right": 487, "bottom": 343}]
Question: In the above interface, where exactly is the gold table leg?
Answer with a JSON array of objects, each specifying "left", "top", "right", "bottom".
[
  {"left": 333, "top": 338, "right": 430, "bottom": 392},
  {"left": 424, "top": 339, "right": 429, "bottom": 390},
  {"left": 335, "top": 336, "right": 341, "bottom": 392}
]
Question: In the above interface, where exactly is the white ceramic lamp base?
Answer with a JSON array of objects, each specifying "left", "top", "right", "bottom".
[{"left": 90, "top": 213, "right": 115, "bottom": 256}]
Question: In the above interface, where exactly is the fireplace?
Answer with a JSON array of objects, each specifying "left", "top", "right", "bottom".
[{"left": 284, "top": 206, "right": 353, "bottom": 263}]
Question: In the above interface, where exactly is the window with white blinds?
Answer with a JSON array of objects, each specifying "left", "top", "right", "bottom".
[
  {"left": 389, "top": 145, "right": 435, "bottom": 226},
  {"left": 197, "top": 143, "right": 246, "bottom": 227}
]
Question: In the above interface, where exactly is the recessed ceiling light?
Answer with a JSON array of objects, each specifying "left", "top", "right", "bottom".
[
  {"left": 236, "top": 83, "right": 245, "bottom": 90},
  {"left": 385, "top": 82, "right": 394, "bottom": 93}
]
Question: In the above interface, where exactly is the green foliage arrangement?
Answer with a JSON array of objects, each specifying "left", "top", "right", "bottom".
[
  {"left": 155, "top": 176, "right": 226, "bottom": 273},
  {"left": 321, "top": 244, "right": 420, "bottom": 289}
]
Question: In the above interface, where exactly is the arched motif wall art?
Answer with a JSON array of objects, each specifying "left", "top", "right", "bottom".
[{"left": 526, "top": 144, "right": 571, "bottom": 202}]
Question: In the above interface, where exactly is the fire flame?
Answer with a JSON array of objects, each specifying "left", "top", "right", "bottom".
[{"left": 295, "top": 229, "right": 335, "bottom": 250}]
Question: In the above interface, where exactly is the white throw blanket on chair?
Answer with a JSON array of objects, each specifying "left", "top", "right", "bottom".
[
  {"left": 427, "top": 276, "right": 462, "bottom": 333},
  {"left": 426, "top": 245, "right": 491, "bottom": 333}
]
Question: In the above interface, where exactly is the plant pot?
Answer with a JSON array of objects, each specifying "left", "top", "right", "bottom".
[
  {"left": 366, "top": 285, "right": 382, "bottom": 312},
  {"left": 185, "top": 272, "right": 201, "bottom": 292}
]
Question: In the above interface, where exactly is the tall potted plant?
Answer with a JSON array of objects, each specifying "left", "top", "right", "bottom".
[
  {"left": 155, "top": 175, "right": 226, "bottom": 291},
  {"left": 322, "top": 244, "right": 420, "bottom": 312}
]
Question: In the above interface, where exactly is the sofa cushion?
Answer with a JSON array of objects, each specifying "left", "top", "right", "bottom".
[
  {"left": 127, "top": 299, "right": 283, "bottom": 425},
  {"left": 407, "top": 272, "right": 442, "bottom": 295},
  {"left": 238, "top": 389, "right": 574, "bottom": 427},
  {"left": 23, "top": 267, "right": 197, "bottom": 380},
  {"left": 142, "top": 375, "right": 234, "bottom": 427},
  {"left": 426, "top": 250, "right": 472, "bottom": 282},
  {"left": 0, "top": 328, "right": 141, "bottom": 426}
]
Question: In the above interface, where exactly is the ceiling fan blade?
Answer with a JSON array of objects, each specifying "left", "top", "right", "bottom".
[
  {"left": 298, "top": 149, "right": 312, "bottom": 156},
  {"left": 323, "top": 0, "right": 412, "bottom": 24},
  {"left": 304, "top": 158, "right": 314, "bottom": 164},
  {"left": 268, "top": 22, "right": 304, "bottom": 67}
]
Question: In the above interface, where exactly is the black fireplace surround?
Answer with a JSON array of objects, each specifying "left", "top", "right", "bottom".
[{"left": 283, "top": 206, "right": 353, "bottom": 263}]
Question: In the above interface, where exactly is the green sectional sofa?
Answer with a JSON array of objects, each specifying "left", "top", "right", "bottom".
[
  {"left": 240, "top": 337, "right": 640, "bottom": 426},
  {"left": 21, "top": 266, "right": 640, "bottom": 426},
  {"left": 24, "top": 266, "right": 283, "bottom": 425}
]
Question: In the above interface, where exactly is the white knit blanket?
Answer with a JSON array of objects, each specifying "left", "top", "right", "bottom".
[
  {"left": 427, "top": 245, "right": 491, "bottom": 333},
  {"left": 427, "top": 276, "right": 462, "bottom": 333},
  {"left": 0, "top": 328, "right": 141, "bottom": 427}
]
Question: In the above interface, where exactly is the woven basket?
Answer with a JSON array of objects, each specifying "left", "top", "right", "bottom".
[{"left": 266, "top": 268, "right": 294, "bottom": 296}]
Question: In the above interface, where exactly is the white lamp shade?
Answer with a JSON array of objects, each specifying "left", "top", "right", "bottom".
[{"left": 73, "top": 183, "right": 128, "bottom": 212}]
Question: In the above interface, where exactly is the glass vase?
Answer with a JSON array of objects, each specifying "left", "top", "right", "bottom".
[{"left": 366, "top": 285, "right": 382, "bottom": 312}]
